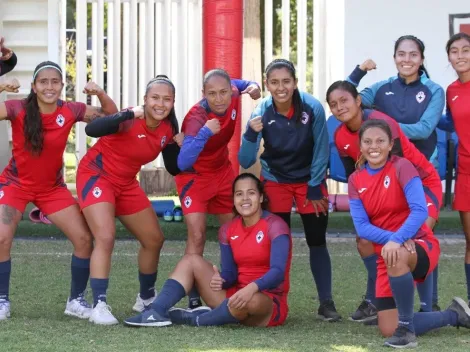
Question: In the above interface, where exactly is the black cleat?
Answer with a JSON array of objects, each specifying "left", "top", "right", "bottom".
[
  {"left": 317, "top": 299, "right": 342, "bottom": 322},
  {"left": 384, "top": 325, "right": 418, "bottom": 349},
  {"left": 447, "top": 297, "right": 470, "bottom": 329},
  {"left": 168, "top": 306, "right": 211, "bottom": 326},
  {"left": 188, "top": 297, "right": 203, "bottom": 310},
  {"left": 350, "top": 299, "right": 377, "bottom": 323}
]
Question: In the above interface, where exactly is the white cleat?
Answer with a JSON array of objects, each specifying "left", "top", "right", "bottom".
[
  {"left": 132, "top": 292, "right": 157, "bottom": 313},
  {"left": 0, "top": 299, "right": 10, "bottom": 320},
  {"left": 89, "top": 301, "right": 119, "bottom": 325},
  {"left": 64, "top": 296, "right": 93, "bottom": 319}
]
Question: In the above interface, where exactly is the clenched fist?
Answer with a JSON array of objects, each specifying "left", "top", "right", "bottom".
[
  {"left": 83, "top": 81, "right": 104, "bottom": 96},
  {"left": 359, "top": 59, "right": 377, "bottom": 72},
  {"left": 205, "top": 118, "right": 221, "bottom": 135},
  {"left": 248, "top": 116, "right": 263, "bottom": 132}
]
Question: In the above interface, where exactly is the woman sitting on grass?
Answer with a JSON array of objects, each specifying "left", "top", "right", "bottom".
[{"left": 124, "top": 173, "right": 293, "bottom": 328}]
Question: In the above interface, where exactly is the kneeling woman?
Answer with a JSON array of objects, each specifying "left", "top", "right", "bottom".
[
  {"left": 124, "top": 173, "right": 292, "bottom": 327},
  {"left": 348, "top": 119, "right": 470, "bottom": 348}
]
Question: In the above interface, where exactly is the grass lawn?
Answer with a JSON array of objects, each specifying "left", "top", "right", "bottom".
[{"left": 1, "top": 238, "right": 470, "bottom": 352}]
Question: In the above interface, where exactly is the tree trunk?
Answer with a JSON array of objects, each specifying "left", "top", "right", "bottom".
[{"left": 139, "top": 168, "right": 175, "bottom": 196}]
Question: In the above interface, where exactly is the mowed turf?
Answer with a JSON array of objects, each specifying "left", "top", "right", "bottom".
[{"left": 1, "top": 239, "right": 470, "bottom": 352}]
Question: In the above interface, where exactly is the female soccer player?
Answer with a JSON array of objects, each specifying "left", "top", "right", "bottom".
[
  {"left": 77, "top": 75, "right": 183, "bottom": 325},
  {"left": 124, "top": 173, "right": 292, "bottom": 328},
  {"left": 0, "top": 36, "right": 17, "bottom": 76},
  {"left": 327, "top": 80, "right": 442, "bottom": 319},
  {"left": 438, "top": 32, "right": 470, "bottom": 306},
  {"left": 348, "top": 119, "right": 470, "bottom": 349},
  {"left": 175, "top": 69, "right": 260, "bottom": 309},
  {"left": 239, "top": 59, "right": 341, "bottom": 322},
  {"left": 0, "top": 61, "right": 117, "bottom": 321}
]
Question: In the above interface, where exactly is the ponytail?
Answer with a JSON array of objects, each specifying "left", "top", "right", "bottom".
[{"left": 24, "top": 90, "right": 44, "bottom": 155}]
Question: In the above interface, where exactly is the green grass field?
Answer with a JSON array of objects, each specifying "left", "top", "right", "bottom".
[{"left": 1, "top": 238, "right": 470, "bottom": 352}]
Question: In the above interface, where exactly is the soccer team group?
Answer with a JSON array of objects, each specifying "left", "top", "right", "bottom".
[{"left": 0, "top": 32, "right": 470, "bottom": 348}]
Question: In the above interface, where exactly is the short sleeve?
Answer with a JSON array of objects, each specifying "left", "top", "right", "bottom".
[
  {"left": 218, "top": 223, "right": 230, "bottom": 245},
  {"left": 266, "top": 214, "right": 290, "bottom": 240},
  {"left": 4, "top": 100, "right": 24, "bottom": 121},
  {"left": 66, "top": 101, "right": 87, "bottom": 122},
  {"left": 393, "top": 157, "right": 420, "bottom": 189},
  {"left": 183, "top": 106, "right": 207, "bottom": 137}
]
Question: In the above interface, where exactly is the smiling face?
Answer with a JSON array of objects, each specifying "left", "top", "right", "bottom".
[
  {"left": 265, "top": 67, "right": 297, "bottom": 107},
  {"left": 203, "top": 75, "right": 232, "bottom": 115},
  {"left": 233, "top": 177, "right": 263, "bottom": 219},
  {"left": 448, "top": 38, "right": 470, "bottom": 75},
  {"left": 32, "top": 68, "right": 64, "bottom": 106},
  {"left": 360, "top": 126, "right": 393, "bottom": 169},
  {"left": 143, "top": 82, "right": 175, "bottom": 123},
  {"left": 394, "top": 39, "right": 424, "bottom": 81},
  {"left": 327, "top": 88, "right": 362, "bottom": 124}
]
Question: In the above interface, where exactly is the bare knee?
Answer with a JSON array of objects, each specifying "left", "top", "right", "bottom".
[
  {"left": 228, "top": 306, "right": 249, "bottom": 320},
  {"left": 140, "top": 233, "right": 164, "bottom": 251},
  {"left": 93, "top": 231, "right": 116, "bottom": 252},
  {"left": 386, "top": 248, "right": 411, "bottom": 276},
  {"left": 71, "top": 229, "right": 93, "bottom": 254},
  {"left": 357, "top": 238, "right": 375, "bottom": 257},
  {"left": 0, "top": 233, "right": 14, "bottom": 256}
]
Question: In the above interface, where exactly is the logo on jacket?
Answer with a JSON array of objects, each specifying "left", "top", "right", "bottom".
[
  {"left": 415, "top": 91, "right": 426, "bottom": 103},
  {"left": 161, "top": 136, "right": 166, "bottom": 147},
  {"left": 231, "top": 109, "right": 236, "bottom": 120},
  {"left": 256, "top": 231, "right": 264, "bottom": 243},
  {"left": 385, "top": 91, "right": 395, "bottom": 95},
  {"left": 301, "top": 112, "right": 309, "bottom": 125},
  {"left": 56, "top": 114, "right": 65, "bottom": 127},
  {"left": 93, "top": 187, "right": 102, "bottom": 198},
  {"left": 384, "top": 175, "right": 391, "bottom": 189}
]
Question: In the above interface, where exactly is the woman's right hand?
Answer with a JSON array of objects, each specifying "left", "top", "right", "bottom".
[
  {"left": 359, "top": 59, "right": 377, "bottom": 72},
  {"left": 0, "top": 77, "right": 20, "bottom": 93},
  {"left": 131, "top": 105, "right": 145, "bottom": 119},
  {"left": 210, "top": 265, "right": 224, "bottom": 291}
]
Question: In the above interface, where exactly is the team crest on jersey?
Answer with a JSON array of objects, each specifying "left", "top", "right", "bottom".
[
  {"left": 184, "top": 196, "right": 192, "bottom": 208},
  {"left": 0, "top": 190, "right": 4, "bottom": 199},
  {"left": 231, "top": 109, "right": 236, "bottom": 120},
  {"left": 161, "top": 136, "right": 166, "bottom": 147},
  {"left": 384, "top": 175, "right": 391, "bottom": 189},
  {"left": 415, "top": 91, "right": 426, "bottom": 103},
  {"left": 56, "top": 114, "right": 65, "bottom": 127},
  {"left": 256, "top": 231, "right": 264, "bottom": 243},
  {"left": 93, "top": 187, "right": 102, "bottom": 198},
  {"left": 301, "top": 112, "right": 309, "bottom": 125}
]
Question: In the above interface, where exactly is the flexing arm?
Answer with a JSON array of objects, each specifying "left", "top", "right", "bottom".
[
  {"left": 0, "top": 37, "right": 17, "bottom": 77},
  {"left": 346, "top": 64, "right": 387, "bottom": 107},
  {"left": 85, "top": 109, "right": 136, "bottom": 137},
  {"left": 238, "top": 107, "right": 264, "bottom": 169},
  {"left": 81, "top": 81, "right": 118, "bottom": 123}
]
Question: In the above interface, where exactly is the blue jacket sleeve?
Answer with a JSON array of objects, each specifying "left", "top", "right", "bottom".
[
  {"left": 230, "top": 79, "right": 259, "bottom": 93},
  {"left": 437, "top": 106, "right": 455, "bottom": 132},
  {"left": 307, "top": 97, "right": 329, "bottom": 200},
  {"left": 254, "top": 235, "right": 290, "bottom": 291},
  {"left": 399, "top": 83, "right": 445, "bottom": 140},
  {"left": 346, "top": 65, "right": 387, "bottom": 107},
  {"left": 177, "top": 126, "right": 213, "bottom": 171},
  {"left": 219, "top": 243, "right": 238, "bottom": 289},
  {"left": 350, "top": 199, "right": 394, "bottom": 244},
  {"left": 389, "top": 177, "right": 428, "bottom": 244}
]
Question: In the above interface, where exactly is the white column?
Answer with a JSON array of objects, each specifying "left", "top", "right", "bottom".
[
  {"left": 296, "top": 0, "right": 307, "bottom": 91},
  {"left": 264, "top": 0, "right": 273, "bottom": 77},
  {"left": 281, "top": 0, "right": 290, "bottom": 59}
]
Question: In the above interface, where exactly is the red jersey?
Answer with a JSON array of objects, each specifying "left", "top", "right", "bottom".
[
  {"left": 79, "top": 117, "right": 174, "bottom": 186},
  {"left": 334, "top": 109, "right": 440, "bottom": 188},
  {"left": 348, "top": 156, "right": 433, "bottom": 252},
  {"left": 181, "top": 85, "right": 241, "bottom": 173},
  {"left": 218, "top": 211, "right": 292, "bottom": 296},
  {"left": 3, "top": 99, "right": 85, "bottom": 190},
  {"left": 446, "top": 79, "right": 470, "bottom": 174}
]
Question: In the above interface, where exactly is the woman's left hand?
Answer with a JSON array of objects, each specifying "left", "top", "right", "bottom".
[
  {"left": 227, "top": 283, "right": 258, "bottom": 310},
  {"left": 381, "top": 241, "right": 402, "bottom": 268},
  {"left": 241, "top": 84, "right": 261, "bottom": 100},
  {"left": 173, "top": 133, "right": 185, "bottom": 147}
]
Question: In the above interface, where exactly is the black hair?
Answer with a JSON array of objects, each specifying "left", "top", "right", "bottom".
[
  {"left": 265, "top": 58, "right": 303, "bottom": 123},
  {"left": 356, "top": 119, "right": 393, "bottom": 169},
  {"left": 145, "top": 74, "right": 179, "bottom": 134},
  {"left": 446, "top": 32, "right": 470, "bottom": 54},
  {"left": 202, "top": 68, "right": 231, "bottom": 90},
  {"left": 26, "top": 61, "right": 63, "bottom": 155},
  {"left": 231, "top": 173, "right": 269, "bottom": 216},
  {"left": 394, "top": 35, "right": 430, "bottom": 78},
  {"left": 326, "top": 80, "right": 374, "bottom": 111}
]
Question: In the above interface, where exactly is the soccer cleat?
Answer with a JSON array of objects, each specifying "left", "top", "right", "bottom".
[
  {"left": 447, "top": 297, "right": 470, "bottom": 329},
  {"left": 132, "top": 292, "right": 157, "bottom": 313},
  {"left": 124, "top": 308, "right": 172, "bottom": 327},
  {"left": 350, "top": 299, "right": 377, "bottom": 323},
  {"left": 89, "top": 301, "right": 119, "bottom": 325},
  {"left": 64, "top": 295, "right": 93, "bottom": 319},
  {"left": 383, "top": 325, "right": 418, "bottom": 349},
  {"left": 168, "top": 306, "right": 211, "bottom": 326},
  {"left": 317, "top": 299, "right": 342, "bottom": 322},
  {"left": 0, "top": 299, "right": 10, "bottom": 320}
]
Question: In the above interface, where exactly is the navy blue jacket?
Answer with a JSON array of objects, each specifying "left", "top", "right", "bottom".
[{"left": 348, "top": 66, "right": 444, "bottom": 160}]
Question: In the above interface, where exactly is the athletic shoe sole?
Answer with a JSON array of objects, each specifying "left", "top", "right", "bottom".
[
  {"left": 124, "top": 320, "right": 172, "bottom": 327},
  {"left": 64, "top": 309, "right": 91, "bottom": 319},
  {"left": 348, "top": 314, "right": 378, "bottom": 323}
]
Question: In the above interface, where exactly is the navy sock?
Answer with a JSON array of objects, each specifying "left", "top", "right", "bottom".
[
  {"left": 151, "top": 279, "right": 186, "bottom": 316},
  {"left": 196, "top": 299, "right": 239, "bottom": 326},
  {"left": 413, "top": 310, "right": 458, "bottom": 336},
  {"left": 417, "top": 273, "right": 433, "bottom": 312},
  {"left": 0, "top": 259, "right": 11, "bottom": 301},
  {"left": 389, "top": 272, "right": 415, "bottom": 333},
  {"left": 70, "top": 255, "right": 90, "bottom": 300},
  {"left": 362, "top": 254, "right": 377, "bottom": 304},
  {"left": 139, "top": 271, "right": 157, "bottom": 300},
  {"left": 465, "top": 264, "right": 470, "bottom": 301},
  {"left": 188, "top": 286, "right": 201, "bottom": 306},
  {"left": 90, "top": 278, "right": 109, "bottom": 307},
  {"left": 309, "top": 245, "right": 332, "bottom": 303},
  {"left": 432, "top": 265, "right": 439, "bottom": 305}
]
